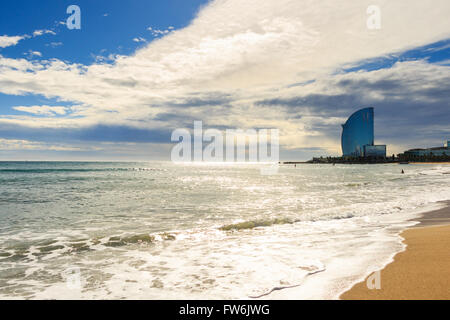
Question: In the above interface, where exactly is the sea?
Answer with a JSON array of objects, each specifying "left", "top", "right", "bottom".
[{"left": 0, "top": 161, "right": 449, "bottom": 299}]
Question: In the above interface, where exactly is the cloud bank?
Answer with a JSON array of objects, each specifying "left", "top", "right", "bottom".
[{"left": 0, "top": 0, "right": 449, "bottom": 158}]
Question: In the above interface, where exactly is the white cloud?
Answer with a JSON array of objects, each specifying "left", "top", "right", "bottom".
[
  {"left": 46, "top": 42, "right": 63, "bottom": 48},
  {"left": 133, "top": 37, "right": 147, "bottom": 43},
  {"left": 24, "top": 50, "right": 42, "bottom": 58},
  {"left": 147, "top": 27, "right": 173, "bottom": 37},
  {"left": 13, "top": 105, "right": 68, "bottom": 116},
  {"left": 0, "top": 28, "right": 56, "bottom": 49},
  {"left": 435, "top": 59, "right": 450, "bottom": 66},
  {"left": 0, "top": 35, "right": 26, "bottom": 48},
  {"left": 33, "top": 29, "right": 56, "bottom": 37},
  {"left": 0, "top": 138, "right": 83, "bottom": 151}
]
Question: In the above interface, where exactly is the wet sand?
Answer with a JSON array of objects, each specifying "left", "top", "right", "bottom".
[{"left": 340, "top": 203, "right": 450, "bottom": 300}]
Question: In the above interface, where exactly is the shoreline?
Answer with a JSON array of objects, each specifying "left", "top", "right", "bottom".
[
  {"left": 340, "top": 202, "right": 450, "bottom": 300},
  {"left": 282, "top": 161, "right": 450, "bottom": 165},
  {"left": 408, "top": 162, "right": 450, "bottom": 164}
]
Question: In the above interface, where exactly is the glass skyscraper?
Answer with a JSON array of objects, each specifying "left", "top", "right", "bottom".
[{"left": 341, "top": 107, "right": 385, "bottom": 157}]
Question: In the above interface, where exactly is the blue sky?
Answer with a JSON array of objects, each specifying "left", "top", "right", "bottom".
[
  {"left": 0, "top": 0, "right": 208, "bottom": 64},
  {"left": 0, "top": 0, "right": 449, "bottom": 160},
  {"left": 342, "top": 39, "right": 450, "bottom": 73}
]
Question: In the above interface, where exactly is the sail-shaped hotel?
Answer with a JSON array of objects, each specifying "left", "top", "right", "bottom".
[{"left": 341, "top": 107, "right": 386, "bottom": 157}]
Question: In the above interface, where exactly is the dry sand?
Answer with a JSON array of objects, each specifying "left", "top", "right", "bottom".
[{"left": 340, "top": 203, "right": 450, "bottom": 300}]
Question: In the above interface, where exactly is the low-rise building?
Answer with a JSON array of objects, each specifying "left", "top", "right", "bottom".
[
  {"left": 403, "top": 141, "right": 450, "bottom": 157},
  {"left": 364, "top": 145, "right": 387, "bottom": 157}
]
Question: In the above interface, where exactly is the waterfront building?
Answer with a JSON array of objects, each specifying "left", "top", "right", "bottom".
[
  {"left": 403, "top": 141, "right": 450, "bottom": 157},
  {"left": 341, "top": 107, "right": 386, "bottom": 158}
]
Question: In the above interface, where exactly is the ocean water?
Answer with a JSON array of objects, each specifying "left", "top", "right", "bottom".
[{"left": 0, "top": 161, "right": 449, "bottom": 299}]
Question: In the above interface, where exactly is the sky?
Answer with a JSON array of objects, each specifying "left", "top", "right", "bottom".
[{"left": 0, "top": 0, "right": 449, "bottom": 161}]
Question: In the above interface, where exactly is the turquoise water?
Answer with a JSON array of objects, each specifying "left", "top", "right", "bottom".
[{"left": 0, "top": 161, "right": 449, "bottom": 299}]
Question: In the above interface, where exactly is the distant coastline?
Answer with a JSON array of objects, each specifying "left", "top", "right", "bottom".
[{"left": 282, "top": 159, "right": 450, "bottom": 165}]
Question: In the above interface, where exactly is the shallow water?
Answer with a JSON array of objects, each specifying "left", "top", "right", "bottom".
[{"left": 0, "top": 161, "right": 449, "bottom": 299}]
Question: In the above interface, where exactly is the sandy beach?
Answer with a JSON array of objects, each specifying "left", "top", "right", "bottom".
[{"left": 341, "top": 203, "right": 450, "bottom": 300}]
